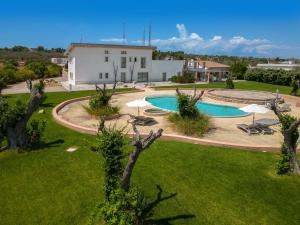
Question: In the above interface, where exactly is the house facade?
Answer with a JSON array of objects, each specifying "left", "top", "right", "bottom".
[
  {"left": 187, "top": 60, "right": 230, "bottom": 82},
  {"left": 65, "top": 43, "right": 184, "bottom": 85}
]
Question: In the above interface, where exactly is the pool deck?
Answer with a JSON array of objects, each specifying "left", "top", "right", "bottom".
[{"left": 53, "top": 88, "right": 300, "bottom": 151}]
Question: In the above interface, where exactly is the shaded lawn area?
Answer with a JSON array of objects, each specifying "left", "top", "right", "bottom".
[
  {"left": 155, "top": 81, "right": 297, "bottom": 95},
  {"left": 0, "top": 89, "right": 300, "bottom": 225}
]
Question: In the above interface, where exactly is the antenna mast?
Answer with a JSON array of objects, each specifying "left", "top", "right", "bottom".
[
  {"left": 122, "top": 23, "right": 126, "bottom": 45},
  {"left": 143, "top": 26, "right": 146, "bottom": 46},
  {"left": 148, "top": 24, "right": 152, "bottom": 47}
]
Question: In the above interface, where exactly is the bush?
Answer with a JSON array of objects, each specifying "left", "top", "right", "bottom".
[
  {"left": 177, "top": 92, "right": 199, "bottom": 119},
  {"left": 290, "top": 79, "right": 299, "bottom": 96},
  {"left": 169, "top": 113, "right": 209, "bottom": 137},
  {"left": 244, "top": 68, "right": 300, "bottom": 86},
  {"left": 277, "top": 144, "right": 291, "bottom": 175},
  {"left": 229, "top": 61, "right": 248, "bottom": 79},
  {"left": 225, "top": 76, "right": 235, "bottom": 89},
  {"left": 46, "top": 64, "right": 62, "bottom": 78},
  {"left": 0, "top": 68, "right": 17, "bottom": 84},
  {"left": 15, "top": 68, "right": 36, "bottom": 82},
  {"left": 93, "top": 187, "right": 148, "bottom": 225},
  {"left": 0, "top": 77, "right": 7, "bottom": 94},
  {"left": 85, "top": 105, "right": 120, "bottom": 118},
  {"left": 26, "top": 61, "right": 48, "bottom": 78},
  {"left": 27, "top": 119, "right": 46, "bottom": 145},
  {"left": 170, "top": 71, "right": 195, "bottom": 83}
]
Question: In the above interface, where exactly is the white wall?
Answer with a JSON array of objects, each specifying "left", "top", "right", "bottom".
[
  {"left": 68, "top": 47, "right": 152, "bottom": 84},
  {"left": 151, "top": 60, "right": 184, "bottom": 81}
]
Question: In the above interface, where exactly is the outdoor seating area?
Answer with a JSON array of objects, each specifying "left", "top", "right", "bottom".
[{"left": 237, "top": 123, "right": 275, "bottom": 135}]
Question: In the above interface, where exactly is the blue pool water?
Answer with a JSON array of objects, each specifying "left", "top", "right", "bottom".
[{"left": 145, "top": 95, "right": 248, "bottom": 117}]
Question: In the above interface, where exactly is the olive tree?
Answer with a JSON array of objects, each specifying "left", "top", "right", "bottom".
[{"left": 270, "top": 100, "right": 300, "bottom": 174}]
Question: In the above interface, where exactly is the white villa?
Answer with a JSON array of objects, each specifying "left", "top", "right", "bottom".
[
  {"left": 65, "top": 43, "right": 184, "bottom": 86},
  {"left": 255, "top": 61, "right": 300, "bottom": 71}
]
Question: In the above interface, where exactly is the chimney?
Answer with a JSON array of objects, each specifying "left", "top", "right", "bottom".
[{"left": 203, "top": 61, "right": 206, "bottom": 69}]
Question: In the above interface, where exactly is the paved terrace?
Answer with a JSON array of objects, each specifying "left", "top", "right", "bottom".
[{"left": 53, "top": 88, "right": 300, "bottom": 151}]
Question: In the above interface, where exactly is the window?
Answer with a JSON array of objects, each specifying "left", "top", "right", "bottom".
[
  {"left": 121, "top": 50, "right": 127, "bottom": 54},
  {"left": 121, "top": 57, "right": 127, "bottom": 68},
  {"left": 105, "top": 73, "right": 109, "bottom": 79},
  {"left": 134, "top": 57, "right": 137, "bottom": 62},
  {"left": 105, "top": 50, "right": 109, "bottom": 54},
  {"left": 141, "top": 57, "right": 146, "bottom": 68},
  {"left": 99, "top": 73, "right": 103, "bottom": 79},
  {"left": 129, "top": 57, "right": 132, "bottom": 62},
  {"left": 121, "top": 72, "right": 126, "bottom": 82},
  {"left": 105, "top": 56, "right": 109, "bottom": 62},
  {"left": 137, "top": 72, "right": 148, "bottom": 82},
  {"left": 70, "top": 72, "right": 73, "bottom": 80}
]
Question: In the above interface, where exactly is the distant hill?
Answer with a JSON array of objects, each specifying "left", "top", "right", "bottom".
[{"left": 0, "top": 46, "right": 65, "bottom": 63}]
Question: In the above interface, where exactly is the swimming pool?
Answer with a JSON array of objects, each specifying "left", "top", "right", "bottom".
[{"left": 145, "top": 95, "right": 249, "bottom": 117}]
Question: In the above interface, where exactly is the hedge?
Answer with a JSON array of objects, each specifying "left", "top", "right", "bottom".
[{"left": 244, "top": 69, "right": 300, "bottom": 86}]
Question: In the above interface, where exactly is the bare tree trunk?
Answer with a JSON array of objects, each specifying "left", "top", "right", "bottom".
[{"left": 121, "top": 123, "right": 163, "bottom": 192}]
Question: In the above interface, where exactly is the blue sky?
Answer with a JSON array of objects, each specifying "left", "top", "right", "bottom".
[{"left": 0, "top": 0, "right": 300, "bottom": 58}]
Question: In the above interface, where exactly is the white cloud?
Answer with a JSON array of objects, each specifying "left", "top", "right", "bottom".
[
  {"left": 100, "top": 38, "right": 127, "bottom": 43},
  {"left": 100, "top": 24, "right": 287, "bottom": 56}
]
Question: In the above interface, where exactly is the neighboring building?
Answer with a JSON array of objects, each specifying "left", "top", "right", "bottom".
[
  {"left": 65, "top": 43, "right": 184, "bottom": 85},
  {"left": 256, "top": 61, "right": 300, "bottom": 71},
  {"left": 51, "top": 58, "right": 68, "bottom": 66},
  {"left": 187, "top": 60, "right": 230, "bottom": 82}
]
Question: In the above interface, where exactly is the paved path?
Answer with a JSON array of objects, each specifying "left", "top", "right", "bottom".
[{"left": 2, "top": 78, "right": 66, "bottom": 94}]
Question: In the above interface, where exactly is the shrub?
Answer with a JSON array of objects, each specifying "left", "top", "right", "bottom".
[
  {"left": 290, "top": 79, "right": 299, "bottom": 96},
  {"left": 15, "top": 68, "right": 36, "bottom": 82},
  {"left": 26, "top": 61, "right": 48, "bottom": 78},
  {"left": 27, "top": 119, "right": 46, "bottom": 145},
  {"left": 277, "top": 144, "right": 291, "bottom": 174},
  {"left": 229, "top": 61, "right": 248, "bottom": 79},
  {"left": 169, "top": 113, "right": 209, "bottom": 137},
  {"left": 85, "top": 105, "right": 120, "bottom": 118},
  {"left": 46, "top": 64, "right": 62, "bottom": 78},
  {"left": 91, "top": 125, "right": 125, "bottom": 199},
  {"left": 0, "top": 77, "right": 7, "bottom": 94},
  {"left": 177, "top": 92, "right": 199, "bottom": 119},
  {"left": 0, "top": 68, "right": 17, "bottom": 84},
  {"left": 94, "top": 187, "right": 148, "bottom": 225},
  {"left": 170, "top": 71, "right": 195, "bottom": 83},
  {"left": 225, "top": 76, "right": 235, "bottom": 89},
  {"left": 89, "top": 92, "right": 111, "bottom": 109},
  {"left": 244, "top": 68, "right": 300, "bottom": 86}
]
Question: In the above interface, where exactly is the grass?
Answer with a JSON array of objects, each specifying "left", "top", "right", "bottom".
[
  {"left": 155, "top": 81, "right": 297, "bottom": 95},
  {"left": 0, "top": 87, "right": 300, "bottom": 225}
]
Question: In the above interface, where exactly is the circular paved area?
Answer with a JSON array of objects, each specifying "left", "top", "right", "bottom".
[
  {"left": 207, "top": 89, "right": 280, "bottom": 104},
  {"left": 52, "top": 89, "right": 300, "bottom": 151}
]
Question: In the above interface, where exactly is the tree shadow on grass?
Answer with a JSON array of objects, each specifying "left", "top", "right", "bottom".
[
  {"left": 143, "top": 185, "right": 196, "bottom": 225},
  {"left": 30, "top": 139, "right": 65, "bottom": 151}
]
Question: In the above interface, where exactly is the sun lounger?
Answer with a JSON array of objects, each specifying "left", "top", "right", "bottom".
[
  {"left": 128, "top": 114, "right": 156, "bottom": 126},
  {"left": 257, "top": 127, "right": 275, "bottom": 135},
  {"left": 237, "top": 124, "right": 260, "bottom": 135},
  {"left": 255, "top": 118, "right": 279, "bottom": 127}
]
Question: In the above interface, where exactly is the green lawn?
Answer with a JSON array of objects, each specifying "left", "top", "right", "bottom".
[
  {"left": 1, "top": 87, "right": 300, "bottom": 225},
  {"left": 155, "top": 81, "right": 296, "bottom": 95}
]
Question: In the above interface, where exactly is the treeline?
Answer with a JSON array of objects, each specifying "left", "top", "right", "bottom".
[
  {"left": 0, "top": 45, "right": 65, "bottom": 63},
  {"left": 152, "top": 50, "right": 300, "bottom": 66},
  {"left": 0, "top": 60, "right": 62, "bottom": 85},
  {"left": 244, "top": 68, "right": 300, "bottom": 86}
]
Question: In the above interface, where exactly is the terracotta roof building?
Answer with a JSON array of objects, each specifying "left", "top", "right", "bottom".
[{"left": 187, "top": 60, "right": 230, "bottom": 82}]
